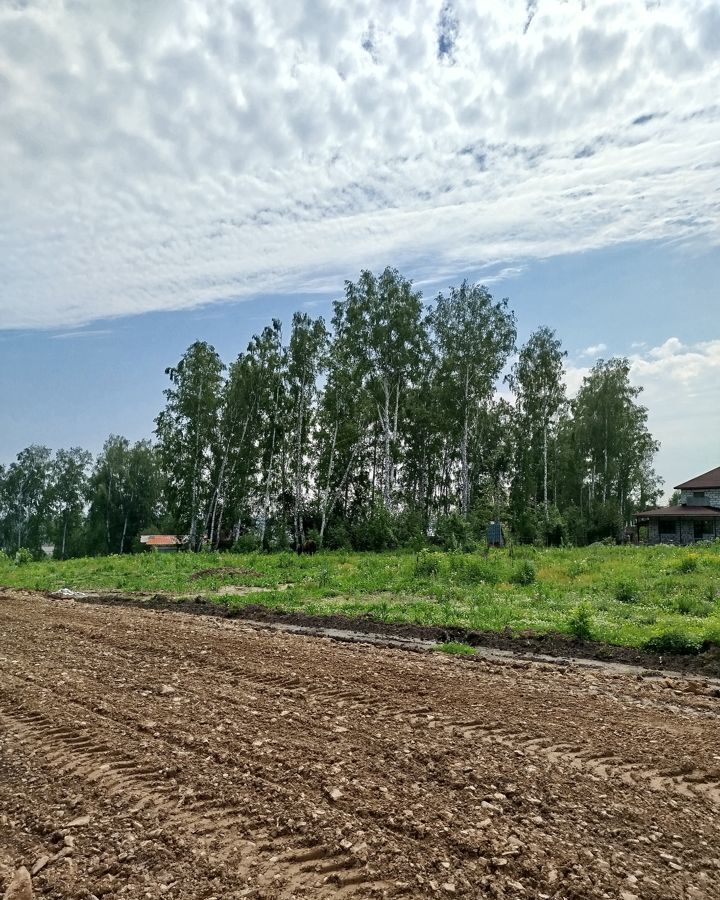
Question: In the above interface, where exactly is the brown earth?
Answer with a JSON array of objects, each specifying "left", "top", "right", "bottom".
[{"left": 1, "top": 589, "right": 719, "bottom": 900}]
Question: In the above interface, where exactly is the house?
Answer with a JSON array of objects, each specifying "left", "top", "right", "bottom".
[
  {"left": 140, "top": 534, "right": 186, "bottom": 553},
  {"left": 635, "top": 466, "right": 720, "bottom": 544}
]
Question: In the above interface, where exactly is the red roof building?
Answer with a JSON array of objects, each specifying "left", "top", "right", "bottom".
[{"left": 140, "top": 534, "right": 185, "bottom": 552}]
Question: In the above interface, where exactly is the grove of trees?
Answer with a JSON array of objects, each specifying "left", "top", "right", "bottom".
[{"left": 0, "top": 268, "right": 662, "bottom": 557}]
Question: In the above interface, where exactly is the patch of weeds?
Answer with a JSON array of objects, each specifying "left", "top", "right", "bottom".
[
  {"left": 643, "top": 629, "right": 702, "bottom": 655},
  {"left": 566, "top": 559, "right": 588, "bottom": 580},
  {"left": 414, "top": 549, "right": 442, "bottom": 578},
  {"left": 567, "top": 602, "right": 593, "bottom": 641},
  {"left": 510, "top": 559, "right": 537, "bottom": 586},
  {"left": 434, "top": 641, "right": 475, "bottom": 656},
  {"left": 614, "top": 579, "right": 639, "bottom": 604},
  {"left": 375, "top": 599, "right": 391, "bottom": 622},
  {"left": 460, "top": 557, "right": 500, "bottom": 585},
  {"left": 675, "top": 553, "right": 700, "bottom": 574},
  {"left": 676, "top": 596, "right": 713, "bottom": 617}
]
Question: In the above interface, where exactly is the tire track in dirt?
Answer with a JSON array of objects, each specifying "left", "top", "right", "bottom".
[
  {"left": 6, "top": 607, "right": 720, "bottom": 811},
  {"left": 0, "top": 695, "right": 388, "bottom": 898},
  {"left": 2, "top": 592, "right": 720, "bottom": 899}
]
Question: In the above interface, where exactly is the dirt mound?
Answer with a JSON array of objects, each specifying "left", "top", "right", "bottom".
[{"left": 2, "top": 589, "right": 719, "bottom": 899}]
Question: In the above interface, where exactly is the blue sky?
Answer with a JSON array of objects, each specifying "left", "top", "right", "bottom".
[{"left": 1, "top": 0, "right": 719, "bottom": 494}]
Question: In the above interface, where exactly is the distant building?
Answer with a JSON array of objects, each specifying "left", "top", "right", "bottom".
[
  {"left": 140, "top": 534, "right": 186, "bottom": 553},
  {"left": 635, "top": 467, "right": 720, "bottom": 544}
]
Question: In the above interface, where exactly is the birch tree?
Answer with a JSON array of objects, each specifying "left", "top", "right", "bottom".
[
  {"left": 431, "top": 282, "right": 516, "bottom": 519},
  {"left": 155, "top": 342, "right": 224, "bottom": 548},
  {"left": 332, "top": 268, "right": 425, "bottom": 511},
  {"left": 507, "top": 327, "right": 566, "bottom": 526},
  {"left": 49, "top": 448, "right": 91, "bottom": 558},
  {"left": 286, "top": 312, "right": 328, "bottom": 548}
]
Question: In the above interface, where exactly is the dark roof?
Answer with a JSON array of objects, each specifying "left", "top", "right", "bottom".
[
  {"left": 635, "top": 505, "right": 720, "bottom": 519},
  {"left": 675, "top": 466, "right": 720, "bottom": 490}
]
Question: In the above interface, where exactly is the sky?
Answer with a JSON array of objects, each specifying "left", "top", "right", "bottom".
[{"left": 1, "top": 0, "right": 719, "bottom": 495}]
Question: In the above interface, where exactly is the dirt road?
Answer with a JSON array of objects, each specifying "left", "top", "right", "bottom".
[{"left": 1, "top": 590, "right": 719, "bottom": 899}]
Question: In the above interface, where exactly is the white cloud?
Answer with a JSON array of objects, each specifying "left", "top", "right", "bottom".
[
  {"left": 1, "top": 0, "right": 719, "bottom": 328},
  {"left": 580, "top": 342, "right": 607, "bottom": 356},
  {"left": 50, "top": 329, "right": 113, "bottom": 339}
]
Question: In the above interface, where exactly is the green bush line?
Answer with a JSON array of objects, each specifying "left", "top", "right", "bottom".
[{"left": 2, "top": 544, "right": 719, "bottom": 652}]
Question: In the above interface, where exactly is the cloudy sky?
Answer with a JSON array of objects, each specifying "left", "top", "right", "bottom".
[{"left": 1, "top": 0, "right": 719, "bottom": 492}]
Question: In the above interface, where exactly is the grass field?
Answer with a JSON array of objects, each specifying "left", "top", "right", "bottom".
[{"left": 2, "top": 543, "right": 720, "bottom": 651}]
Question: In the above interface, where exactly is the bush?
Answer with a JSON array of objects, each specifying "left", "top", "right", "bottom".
[
  {"left": 460, "top": 557, "right": 500, "bottom": 585},
  {"left": 433, "top": 513, "right": 475, "bottom": 551},
  {"left": 322, "top": 521, "right": 352, "bottom": 550},
  {"left": 676, "top": 596, "right": 713, "bottom": 617},
  {"left": 567, "top": 602, "right": 593, "bottom": 641},
  {"left": 232, "top": 532, "right": 260, "bottom": 553},
  {"left": 643, "top": 629, "right": 702, "bottom": 655},
  {"left": 510, "top": 559, "right": 537, "bottom": 585},
  {"left": 675, "top": 553, "right": 700, "bottom": 574},
  {"left": 415, "top": 549, "right": 442, "bottom": 578},
  {"left": 614, "top": 579, "right": 639, "bottom": 604},
  {"left": 14, "top": 548, "right": 34, "bottom": 566}
]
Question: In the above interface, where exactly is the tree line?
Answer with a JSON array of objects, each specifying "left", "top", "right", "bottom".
[{"left": 0, "top": 268, "right": 662, "bottom": 558}]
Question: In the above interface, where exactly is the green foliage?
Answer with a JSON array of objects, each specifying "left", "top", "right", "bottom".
[
  {"left": 14, "top": 548, "right": 35, "bottom": 566},
  {"left": 614, "top": 579, "right": 639, "bottom": 604},
  {"left": 434, "top": 641, "right": 475, "bottom": 656},
  {"left": 510, "top": 559, "right": 537, "bottom": 585},
  {"left": 674, "top": 553, "right": 700, "bottom": 574},
  {"left": 232, "top": 532, "right": 260, "bottom": 553},
  {"left": 676, "top": 596, "right": 713, "bottom": 617},
  {"left": 3, "top": 541, "right": 720, "bottom": 656},
  {"left": 414, "top": 549, "right": 441, "bottom": 578},
  {"left": 432, "top": 512, "right": 475, "bottom": 551},
  {"left": 643, "top": 629, "right": 702, "bottom": 655},
  {"left": 567, "top": 602, "right": 594, "bottom": 641}
]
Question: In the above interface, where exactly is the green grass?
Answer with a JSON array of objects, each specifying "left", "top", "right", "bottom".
[
  {"left": 434, "top": 641, "right": 476, "bottom": 656},
  {"left": 2, "top": 543, "right": 720, "bottom": 651}
]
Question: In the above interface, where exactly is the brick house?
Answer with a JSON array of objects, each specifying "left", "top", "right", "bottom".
[{"left": 635, "top": 466, "right": 720, "bottom": 544}]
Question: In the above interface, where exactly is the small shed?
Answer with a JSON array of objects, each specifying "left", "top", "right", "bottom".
[{"left": 486, "top": 521, "right": 505, "bottom": 548}]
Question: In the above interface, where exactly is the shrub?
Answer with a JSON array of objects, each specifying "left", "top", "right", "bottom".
[
  {"left": 232, "top": 533, "right": 260, "bottom": 553},
  {"left": 459, "top": 557, "right": 500, "bottom": 585},
  {"left": 567, "top": 602, "right": 593, "bottom": 641},
  {"left": 14, "top": 548, "right": 34, "bottom": 566},
  {"left": 510, "top": 559, "right": 537, "bottom": 586},
  {"left": 675, "top": 553, "right": 700, "bottom": 574},
  {"left": 415, "top": 549, "right": 442, "bottom": 578},
  {"left": 614, "top": 579, "right": 639, "bottom": 604},
  {"left": 676, "top": 596, "right": 713, "bottom": 617},
  {"left": 432, "top": 513, "right": 475, "bottom": 552},
  {"left": 643, "top": 629, "right": 702, "bottom": 655}
]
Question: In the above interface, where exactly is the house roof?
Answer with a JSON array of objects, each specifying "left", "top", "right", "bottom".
[
  {"left": 675, "top": 466, "right": 720, "bottom": 490},
  {"left": 635, "top": 505, "right": 720, "bottom": 519},
  {"left": 141, "top": 534, "right": 184, "bottom": 546}
]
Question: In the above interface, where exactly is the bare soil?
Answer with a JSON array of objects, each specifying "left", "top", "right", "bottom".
[
  {"left": 1, "top": 589, "right": 720, "bottom": 899},
  {"left": 61, "top": 590, "right": 720, "bottom": 677}
]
